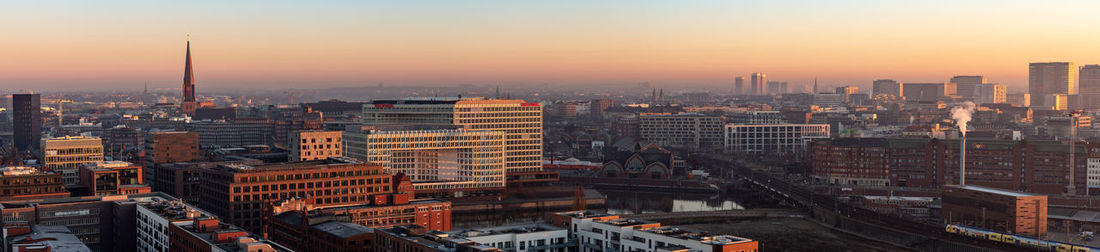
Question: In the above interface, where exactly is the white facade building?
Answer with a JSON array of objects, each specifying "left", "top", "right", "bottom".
[
  {"left": 344, "top": 128, "right": 506, "bottom": 195},
  {"left": 136, "top": 199, "right": 213, "bottom": 252},
  {"left": 558, "top": 211, "right": 758, "bottom": 252},
  {"left": 449, "top": 224, "right": 572, "bottom": 252},
  {"left": 724, "top": 124, "right": 830, "bottom": 154},
  {"left": 362, "top": 97, "right": 542, "bottom": 174}
]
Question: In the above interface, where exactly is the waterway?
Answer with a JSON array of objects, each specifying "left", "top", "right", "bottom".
[{"left": 603, "top": 190, "right": 752, "bottom": 214}]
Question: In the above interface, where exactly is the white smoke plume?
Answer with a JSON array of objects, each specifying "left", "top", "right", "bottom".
[{"left": 950, "top": 101, "right": 977, "bottom": 136}]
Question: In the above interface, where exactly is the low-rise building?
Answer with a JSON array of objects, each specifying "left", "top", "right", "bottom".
[
  {"left": 553, "top": 211, "right": 759, "bottom": 252},
  {"left": 942, "top": 185, "right": 1047, "bottom": 237},
  {"left": 0, "top": 166, "right": 68, "bottom": 201},
  {"left": 78, "top": 161, "right": 151, "bottom": 196}
]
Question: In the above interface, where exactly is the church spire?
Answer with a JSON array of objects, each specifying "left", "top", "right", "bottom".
[{"left": 183, "top": 36, "right": 195, "bottom": 102}]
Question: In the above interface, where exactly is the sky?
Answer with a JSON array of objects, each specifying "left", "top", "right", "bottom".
[{"left": 4, "top": 0, "right": 1100, "bottom": 92}]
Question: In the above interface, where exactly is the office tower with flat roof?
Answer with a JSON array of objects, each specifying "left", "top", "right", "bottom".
[
  {"left": 288, "top": 130, "right": 342, "bottom": 161},
  {"left": 950, "top": 75, "right": 986, "bottom": 99},
  {"left": 41, "top": 136, "right": 104, "bottom": 185},
  {"left": 1029, "top": 62, "right": 1076, "bottom": 110},
  {"left": 974, "top": 83, "right": 1007, "bottom": 104},
  {"left": 12, "top": 94, "right": 41, "bottom": 152},
  {"left": 1079, "top": 64, "right": 1100, "bottom": 109},
  {"left": 362, "top": 97, "right": 542, "bottom": 175},
  {"left": 733, "top": 76, "right": 744, "bottom": 95},
  {"left": 750, "top": 73, "right": 767, "bottom": 95},
  {"left": 903, "top": 83, "right": 956, "bottom": 102},
  {"left": 872, "top": 79, "right": 903, "bottom": 99},
  {"left": 836, "top": 85, "right": 859, "bottom": 103}
]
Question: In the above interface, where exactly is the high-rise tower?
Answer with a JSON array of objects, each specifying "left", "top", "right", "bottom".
[{"left": 1029, "top": 62, "right": 1075, "bottom": 110}]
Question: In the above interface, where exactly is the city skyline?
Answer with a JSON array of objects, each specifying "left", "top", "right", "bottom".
[{"left": 6, "top": 1, "right": 1100, "bottom": 91}]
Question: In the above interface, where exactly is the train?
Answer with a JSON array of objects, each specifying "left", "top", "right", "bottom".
[{"left": 946, "top": 224, "right": 1100, "bottom": 252}]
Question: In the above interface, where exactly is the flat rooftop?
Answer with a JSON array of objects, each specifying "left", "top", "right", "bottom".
[
  {"left": 639, "top": 226, "right": 753, "bottom": 245},
  {"left": 9, "top": 225, "right": 91, "bottom": 252},
  {"left": 950, "top": 184, "right": 1039, "bottom": 197},
  {"left": 313, "top": 221, "right": 374, "bottom": 238},
  {"left": 557, "top": 210, "right": 616, "bottom": 219},
  {"left": 598, "top": 218, "right": 656, "bottom": 227},
  {"left": 214, "top": 157, "right": 364, "bottom": 172},
  {"left": 451, "top": 223, "right": 563, "bottom": 238}
]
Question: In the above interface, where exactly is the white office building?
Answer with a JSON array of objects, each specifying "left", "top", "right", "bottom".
[{"left": 724, "top": 124, "right": 830, "bottom": 154}]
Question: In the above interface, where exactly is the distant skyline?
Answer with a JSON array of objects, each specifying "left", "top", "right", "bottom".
[{"left": 5, "top": 1, "right": 1100, "bottom": 91}]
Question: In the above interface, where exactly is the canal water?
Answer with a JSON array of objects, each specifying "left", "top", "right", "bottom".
[{"left": 603, "top": 190, "right": 754, "bottom": 214}]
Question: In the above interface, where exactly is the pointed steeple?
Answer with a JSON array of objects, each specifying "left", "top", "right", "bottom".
[
  {"left": 183, "top": 36, "right": 195, "bottom": 102},
  {"left": 813, "top": 77, "right": 818, "bottom": 94}
]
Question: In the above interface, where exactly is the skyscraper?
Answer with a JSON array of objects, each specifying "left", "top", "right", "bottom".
[
  {"left": 733, "top": 76, "right": 744, "bottom": 95},
  {"left": 872, "top": 79, "right": 903, "bottom": 99},
  {"left": 974, "top": 83, "right": 1007, "bottom": 104},
  {"left": 1029, "top": 62, "right": 1076, "bottom": 110},
  {"left": 835, "top": 85, "right": 859, "bottom": 104},
  {"left": 1079, "top": 64, "right": 1100, "bottom": 110},
  {"left": 950, "top": 75, "right": 986, "bottom": 99},
  {"left": 12, "top": 94, "right": 41, "bottom": 152},
  {"left": 750, "top": 73, "right": 766, "bottom": 95}
]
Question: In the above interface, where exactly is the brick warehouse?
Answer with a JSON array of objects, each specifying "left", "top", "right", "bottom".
[{"left": 812, "top": 138, "right": 1090, "bottom": 195}]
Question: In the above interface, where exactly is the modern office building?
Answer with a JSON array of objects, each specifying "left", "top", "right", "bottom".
[
  {"left": 188, "top": 119, "right": 274, "bottom": 148},
  {"left": 942, "top": 185, "right": 1047, "bottom": 237},
  {"left": 78, "top": 161, "right": 151, "bottom": 196},
  {"left": 1007, "top": 93, "right": 1031, "bottom": 107},
  {"left": 362, "top": 97, "right": 543, "bottom": 175},
  {"left": 811, "top": 93, "right": 845, "bottom": 106},
  {"left": 1079, "top": 64, "right": 1100, "bottom": 110},
  {"left": 1029, "top": 62, "right": 1076, "bottom": 110},
  {"left": 12, "top": 93, "right": 42, "bottom": 152},
  {"left": 872, "top": 79, "right": 903, "bottom": 100},
  {"left": 638, "top": 113, "right": 726, "bottom": 149},
  {"left": 903, "top": 82, "right": 956, "bottom": 102},
  {"left": 288, "top": 130, "right": 342, "bottom": 161},
  {"left": 950, "top": 75, "right": 986, "bottom": 99},
  {"left": 41, "top": 136, "right": 104, "bottom": 185},
  {"left": 0, "top": 166, "right": 68, "bottom": 201},
  {"left": 733, "top": 76, "right": 744, "bottom": 95},
  {"left": 835, "top": 85, "right": 859, "bottom": 103},
  {"left": 750, "top": 73, "right": 766, "bottom": 95},
  {"left": 553, "top": 211, "right": 759, "bottom": 252},
  {"left": 1044, "top": 93, "right": 1069, "bottom": 111},
  {"left": 197, "top": 158, "right": 392, "bottom": 232},
  {"left": 724, "top": 124, "right": 830, "bottom": 154},
  {"left": 344, "top": 127, "right": 506, "bottom": 196},
  {"left": 973, "top": 83, "right": 1007, "bottom": 104}
]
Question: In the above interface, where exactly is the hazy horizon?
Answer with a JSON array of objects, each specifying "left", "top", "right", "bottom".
[{"left": 6, "top": 1, "right": 1100, "bottom": 92}]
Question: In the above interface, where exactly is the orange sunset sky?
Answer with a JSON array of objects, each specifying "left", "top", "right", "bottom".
[{"left": 3, "top": 1, "right": 1100, "bottom": 92}]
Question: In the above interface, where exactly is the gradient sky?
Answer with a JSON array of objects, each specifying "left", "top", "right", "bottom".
[{"left": 4, "top": 0, "right": 1100, "bottom": 92}]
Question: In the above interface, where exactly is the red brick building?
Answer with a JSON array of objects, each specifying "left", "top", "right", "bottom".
[
  {"left": 78, "top": 161, "right": 151, "bottom": 196},
  {"left": 169, "top": 216, "right": 291, "bottom": 252},
  {"left": 198, "top": 158, "right": 392, "bottom": 232},
  {"left": 812, "top": 138, "right": 1090, "bottom": 195},
  {"left": 942, "top": 185, "right": 1048, "bottom": 237},
  {"left": 0, "top": 166, "right": 68, "bottom": 201}
]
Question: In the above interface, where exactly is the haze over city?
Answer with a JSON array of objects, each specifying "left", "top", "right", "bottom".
[{"left": 6, "top": 0, "right": 1100, "bottom": 91}]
